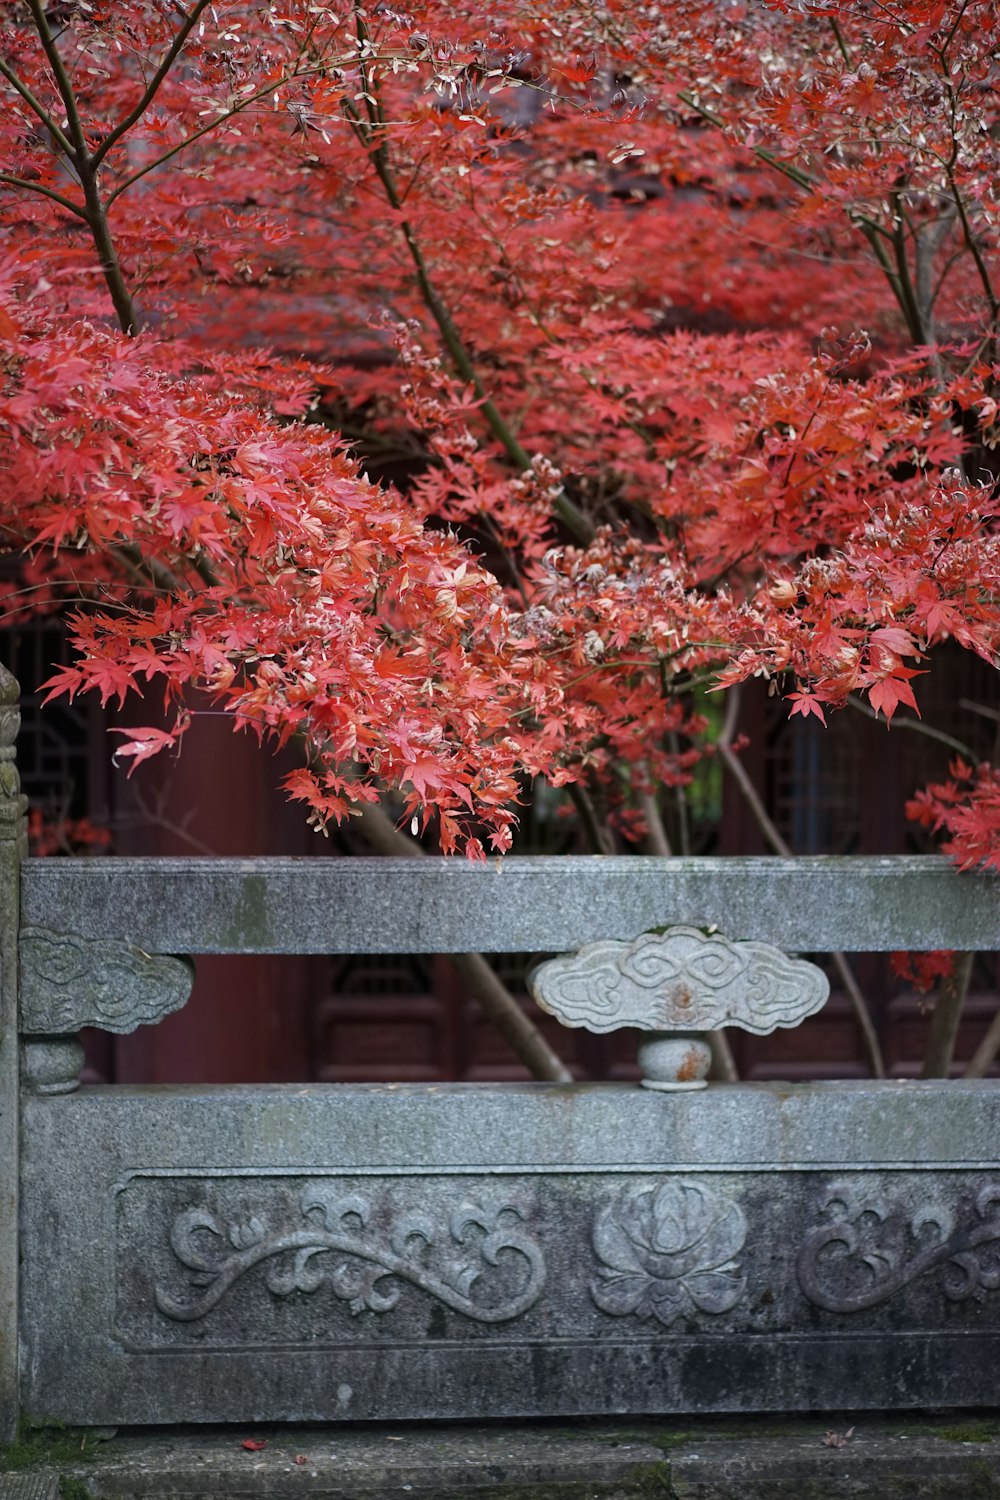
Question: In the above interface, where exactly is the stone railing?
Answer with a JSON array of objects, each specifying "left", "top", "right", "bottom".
[{"left": 2, "top": 663, "right": 998, "bottom": 1435}]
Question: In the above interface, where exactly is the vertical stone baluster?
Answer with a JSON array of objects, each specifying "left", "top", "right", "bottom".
[{"left": 0, "top": 663, "right": 27, "bottom": 1440}]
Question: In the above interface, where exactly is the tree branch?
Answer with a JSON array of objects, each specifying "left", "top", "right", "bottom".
[
  {"left": 638, "top": 791, "right": 672, "bottom": 856},
  {"left": 846, "top": 694, "right": 976, "bottom": 759},
  {"left": 678, "top": 88, "right": 934, "bottom": 342},
  {"left": 341, "top": 59, "right": 594, "bottom": 546},
  {"left": 0, "top": 52, "right": 76, "bottom": 156},
  {"left": 105, "top": 65, "right": 330, "bottom": 207},
  {"left": 566, "top": 781, "right": 616, "bottom": 855},
  {"left": 352, "top": 799, "right": 573, "bottom": 1081},
  {"left": 109, "top": 543, "right": 196, "bottom": 597},
  {"left": 78, "top": 164, "right": 140, "bottom": 333},
  {"left": 920, "top": 951, "right": 974, "bottom": 1078},
  {"left": 965, "top": 1001, "right": 1000, "bottom": 1078},
  {"left": 25, "top": 0, "right": 88, "bottom": 162},
  {"left": 91, "top": 0, "right": 215, "bottom": 167},
  {"left": 946, "top": 166, "right": 1000, "bottom": 335},
  {"left": 0, "top": 172, "right": 87, "bottom": 218},
  {"left": 719, "top": 687, "right": 886, "bottom": 1078}
]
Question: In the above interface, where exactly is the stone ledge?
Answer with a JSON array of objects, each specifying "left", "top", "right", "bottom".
[{"left": 6, "top": 1419, "right": 1000, "bottom": 1499}]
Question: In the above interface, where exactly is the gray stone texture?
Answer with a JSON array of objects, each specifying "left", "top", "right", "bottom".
[
  {"left": 0, "top": 1477, "right": 59, "bottom": 1500},
  {"left": 19, "top": 929, "right": 194, "bottom": 1035},
  {"left": 0, "top": 664, "right": 26, "bottom": 1442},
  {"left": 19, "top": 1081, "right": 1000, "bottom": 1425},
  {"left": 19, "top": 853, "right": 1000, "bottom": 954},
  {"left": 17, "top": 1422, "right": 1000, "bottom": 1499},
  {"left": 530, "top": 927, "right": 829, "bottom": 1034}
]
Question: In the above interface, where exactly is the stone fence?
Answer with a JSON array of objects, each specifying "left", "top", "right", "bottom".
[{"left": 1, "top": 664, "right": 999, "bottom": 1437}]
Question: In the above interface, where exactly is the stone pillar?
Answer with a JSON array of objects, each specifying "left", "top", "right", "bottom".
[{"left": 0, "top": 664, "right": 26, "bottom": 1440}]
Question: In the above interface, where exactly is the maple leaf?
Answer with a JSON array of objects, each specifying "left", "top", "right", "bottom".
[
  {"left": 787, "top": 692, "right": 827, "bottom": 726},
  {"left": 1, "top": 0, "right": 998, "bottom": 867},
  {"left": 866, "top": 676, "right": 920, "bottom": 722},
  {"left": 109, "top": 726, "right": 182, "bottom": 773}
]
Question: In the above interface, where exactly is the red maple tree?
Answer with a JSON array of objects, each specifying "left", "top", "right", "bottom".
[{"left": 1, "top": 0, "right": 998, "bottom": 867}]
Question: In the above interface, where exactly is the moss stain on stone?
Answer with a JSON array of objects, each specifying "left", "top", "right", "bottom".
[
  {"left": 0, "top": 1419, "right": 105, "bottom": 1472},
  {"left": 224, "top": 871, "right": 272, "bottom": 947},
  {"left": 962, "top": 1456, "right": 1000, "bottom": 1498},
  {"left": 58, "top": 1479, "right": 92, "bottom": 1500},
  {"left": 936, "top": 1420, "right": 1000, "bottom": 1444}
]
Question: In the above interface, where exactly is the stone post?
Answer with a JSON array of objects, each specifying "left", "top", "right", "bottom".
[{"left": 0, "top": 664, "right": 27, "bottom": 1441}]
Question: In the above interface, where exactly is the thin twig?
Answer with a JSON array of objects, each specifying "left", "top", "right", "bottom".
[
  {"left": 0, "top": 172, "right": 88, "bottom": 218},
  {"left": 846, "top": 694, "right": 976, "bottom": 759},
  {"left": 91, "top": 0, "right": 214, "bottom": 167},
  {"left": 0, "top": 52, "right": 76, "bottom": 155}
]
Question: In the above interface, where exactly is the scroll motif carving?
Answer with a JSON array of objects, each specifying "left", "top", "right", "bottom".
[
  {"left": 530, "top": 927, "right": 828, "bottom": 1035},
  {"left": 19, "top": 928, "right": 194, "bottom": 1035},
  {"left": 156, "top": 1186, "right": 545, "bottom": 1325},
  {"left": 798, "top": 1181, "right": 1000, "bottom": 1313},
  {"left": 591, "top": 1179, "right": 747, "bottom": 1327}
]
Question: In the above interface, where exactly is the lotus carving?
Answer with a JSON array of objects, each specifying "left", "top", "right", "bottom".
[{"left": 591, "top": 1180, "right": 747, "bottom": 1327}]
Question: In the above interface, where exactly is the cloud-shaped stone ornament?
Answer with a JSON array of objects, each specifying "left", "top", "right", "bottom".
[{"left": 529, "top": 926, "right": 829, "bottom": 1036}]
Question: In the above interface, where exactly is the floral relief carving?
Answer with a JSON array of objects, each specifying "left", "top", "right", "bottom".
[
  {"left": 591, "top": 1180, "right": 747, "bottom": 1327},
  {"left": 155, "top": 1184, "right": 545, "bottom": 1326},
  {"left": 798, "top": 1181, "right": 1000, "bottom": 1313}
]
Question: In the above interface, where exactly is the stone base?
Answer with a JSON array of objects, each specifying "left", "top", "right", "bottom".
[
  {"left": 7, "top": 1421, "right": 1000, "bottom": 1499},
  {"left": 19, "top": 1081, "right": 1000, "bottom": 1425}
]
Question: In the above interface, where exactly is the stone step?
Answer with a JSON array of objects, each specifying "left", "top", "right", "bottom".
[{"left": 6, "top": 1420, "right": 1000, "bottom": 1500}]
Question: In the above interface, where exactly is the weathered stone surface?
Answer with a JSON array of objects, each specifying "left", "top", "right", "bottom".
[
  {"left": 46, "top": 1424, "right": 673, "bottom": 1499},
  {"left": 19, "top": 854, "right": 1000, "bottom": 954},
  {"left": 0, "top": 662, "right": 26, "bottom": 1443},
  {"left": 0, "top": 1477, "right": 59, "bottom": 1500},
  {"left": 531, "top": 928, "right": 829, "bottom": 1035},
  {"left": 19, "top": 929, "right": 193, "bottom": 1035},
  {"left": 667, "top": 1430, "right": 1000, "bottom": 1499},
  {"left": 35, "top": 1422, "right": 1000, "bottom": 1499},
  {"left": 20, "top": 1037, "right": 85, "bottom": 1095},
  {"left": 19, "top": 1081, "right": 1000, "bottom": 1425},
  {"left": 531, "top": 927, "right": 830, "bottom": 1088}
]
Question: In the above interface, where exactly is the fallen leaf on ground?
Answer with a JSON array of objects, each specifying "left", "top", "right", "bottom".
[
  {"left": 823, "top": 1428, "right": 855, "bottom": 1448},
  {"left": 293, "top": 1455, "right": 308, "bottom": 1465},
  {"left": 242, "top": 1438, "right": 268, "bottom": 1452}
]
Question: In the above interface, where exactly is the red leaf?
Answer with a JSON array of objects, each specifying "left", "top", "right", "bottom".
[
  {"left": 109, "top": 725, "right": 179, "bottom": 773},
  {"left": 787, "top": 692, "right": 827, "bottom": 726},
  {"left": 242, "top": 1439, "right": 268, "bottom": 1452}
]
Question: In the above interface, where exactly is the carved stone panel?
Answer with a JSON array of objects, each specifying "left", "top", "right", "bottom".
[
  {"left": 798, "top": 1178, "right": 1000, "bottom": 1314},
  {"left": 530, "top": 927, "right": 829, "bottom": 1035},
  {"left": 19, "top": 929, "right": 193, "bottom": 1035},
  {"left": 591, "top": 1179, "right": 747, "bottom": 1327},
  {"left": 116, "top": 1174, "right": 550, "bottom": 1352},
  {"left": 19, "top": 1084, "right": 1000, "bottom": 1423}
]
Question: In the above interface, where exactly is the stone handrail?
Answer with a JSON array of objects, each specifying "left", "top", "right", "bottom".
[{"left": 17, "top": 852, "right": 999, "bottom": 953}]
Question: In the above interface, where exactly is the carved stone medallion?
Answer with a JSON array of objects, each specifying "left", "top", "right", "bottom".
[
  {"left": 531, "top": 927, "right": 829, "bottom": 1035},
  {"left": 19, "top": 928, "right": 194, "bottom": 1035},
  {"left": 591, "top": 1179, "right": 747, "bottom": 1328}
]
